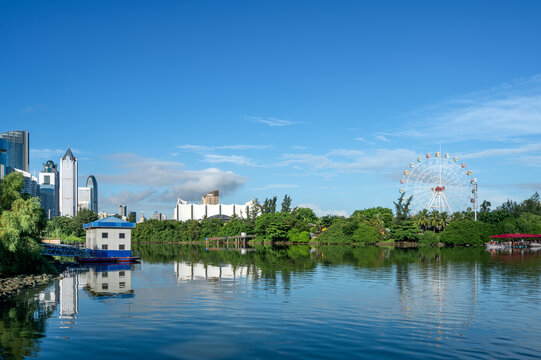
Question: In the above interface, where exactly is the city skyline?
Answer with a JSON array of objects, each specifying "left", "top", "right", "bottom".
[{"left": 2, "top": 1, "right": 541, "bottom": 217}]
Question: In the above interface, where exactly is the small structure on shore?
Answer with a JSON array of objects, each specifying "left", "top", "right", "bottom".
[
  {"left": 487, "top": 234, "right": 541, "bottom": 249},
  {"left": 81, "top": 216, "right": 138, "bottom": 263}
]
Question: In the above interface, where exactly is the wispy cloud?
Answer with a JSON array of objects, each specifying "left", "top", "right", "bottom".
[
  {"left": 177, "top": 144, "right": 268, "bottom": 166},
  {"left": 203, "top": 154, "right": 258, "bottom": 167},
  {"left": 374, "top": 134, "right": 391, "bottom": 142},
  {"left": 178, "top": 144, "right": 270, "bottom": 152},
  {"left": 251, "top": 184, "right": 300, "bottom": 191},
  {"left": 278, "top": 148, "right": 418, "bottom": 175},
  {"left": 249, "top": 116, "right": 295, "bottom": 127},
  {"left": 30, "top": 148, "right": 65, "bottom": 159},
  {"left": 397, "top": 75, "right": 541, "bottom": 142},
  {"left": 30, "top": 148, "right": 89, "bottom": 159},
  {"left": 464, "top": 143, "right": 541, "bottom": 159}
]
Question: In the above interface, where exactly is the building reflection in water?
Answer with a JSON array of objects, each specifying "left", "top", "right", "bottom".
[
  {"left": 35, "top": 264, "right": 135, "bottom": 328},
  {"left": 83, "top": 264, "right": 134, "bottom": 298},
  {"left": 174, "top": 261, "right": 262, "bottom": 282}
]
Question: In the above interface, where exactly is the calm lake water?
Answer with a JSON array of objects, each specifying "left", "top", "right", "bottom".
[{"left": 1, "top": 245, "right": 540, "bottom": 359}]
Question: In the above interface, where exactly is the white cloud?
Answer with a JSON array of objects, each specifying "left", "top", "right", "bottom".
[
  {"left": 374, "top": 134, "right": 391, "bottom": 142},
  {"left": 251, "top": 184, "right": 300, "bottom": 191},
  {"left": 178, "top": 144, "right": 212, "bottom": 151},
  {"left": 30, "top": 148, "right": 65, "bottom": 159},
  {"left": 279, "top": 148, "right": 418, "bottom": 175},
  {"left": 298, "top": 203, "right": 348, "bottom": 217},
  {"left": 464, "top": 143, "right": 541, "bottom": 159},
  {"left": 178, "top": 144, "right": 270, "bottom": 151},
  {"left": 97, "top": 153, "right": 246, "bottom": 209},
  {"left": 203, "top": 154, "right": 258, "bottom": 167},
  {"left": 398, "top": 75, "right": 541, "bottom": 142},
  {"left": 249, "top": 116, "right": 295, "bottom": 127}
]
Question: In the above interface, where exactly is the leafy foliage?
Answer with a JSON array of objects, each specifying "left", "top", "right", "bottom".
[
  {"left": 0, "top": 181, "right": 55, "bottom": 275},
  {"left": 440, "top": 220, "right": 492, "bottom": 247}
]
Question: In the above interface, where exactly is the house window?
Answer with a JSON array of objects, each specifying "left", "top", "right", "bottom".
[
  {"left": 102, "top": 244, "right": 108, "bottom": 250},
  {"left": 102, "top": 272, "right": 108, "bottom": 278},
  {"left": 119, "top": 271, "right": 125, "bottom": 277},
  {"left": 119, "top": 233, "right": 125, "bottom": 239},
  {"left": 102, "top": 232, "right": 108, "bottom": 238},
  {"left": 102, "top": 283, "right": 108, "bottom": 290},
  {"left": 119, "top": 244, "right": 125, "bottom": 250},
  {"left": 119, "top": 282, "right": 125, "bottom": 289}
]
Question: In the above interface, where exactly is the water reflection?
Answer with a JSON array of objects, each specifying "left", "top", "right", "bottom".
[
  {"left": 84, "top": 264, "right": 134, "bottom": 298},
  {"left": 174, "top": 262, "right": 262, "bottom": 282},
  {"left": 2, "top": 246, "right": 541, "bottom": 360},
  {"left": 0, "top": 264, "right": 136, "bottom": 360}
]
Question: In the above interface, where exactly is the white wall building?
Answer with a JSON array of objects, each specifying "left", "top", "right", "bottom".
[
  {"left": 78, "top": 187, "right": 91, "bottom": 211},
  {"left": 59, "top": 148, "right": 78, "bottom": 217},
  {"left": 173, "top": 197, "right": 254, "bottom": 221}
]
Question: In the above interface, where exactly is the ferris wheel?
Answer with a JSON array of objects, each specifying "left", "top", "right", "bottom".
[{"left": 399, "top": 152, "right": 478, "bottom": 215}]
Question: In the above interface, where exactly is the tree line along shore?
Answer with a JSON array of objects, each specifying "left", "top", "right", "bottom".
[{"left": 1, "top": 171, "right": 541, "bottom": 279}]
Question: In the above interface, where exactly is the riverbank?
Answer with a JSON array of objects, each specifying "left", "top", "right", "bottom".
[{"left": 0, "top": 261, "right": 74, "bottom": 301}]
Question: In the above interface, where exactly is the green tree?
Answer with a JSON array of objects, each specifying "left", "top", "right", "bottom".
[
  {"left": 480, "top": 200, "right": 491, "bottom": 213},
  {"left": 394, "top": 193, "right": 413, "bottom": 223},
  {"left": 440, "top": 220, "right": 491, "bottom": 246},
  {"left": 71, "top": 209, "right": 99, "bottom": 237},
  {"left": 199, "top": 218, "right": 224, "bottom": 238},
  {"left": 417, "top": 209, "right": 429, "bottom": 231},
  {"left": 390, "top": 220, "right": 420, "bottom": 242},
  {"left": 292, "top": 207, "right": 318, "bottom": 225},
  {"left": 254, "top": 212, "right": 292, "bottom": 242},
  {"left": 0, "top": 172, "right": 24, "bottom": 212},
  {"left": 287, "top": 228, "right": 311, "bottom": 242},
  {"left": 352, "top": 223, "right": 380, "bottom": 244},
  {"left": 262, "top": 196, "right": 277, "bottom": 214},
  {"left": 351, "top": 207, "right": 394, "bottom": 228},
  {"left": 281, "top": 194, "right": 292, "bottom": 213},
  {"left": 0, "top": 197, "right": 54, "bottom": 275}
]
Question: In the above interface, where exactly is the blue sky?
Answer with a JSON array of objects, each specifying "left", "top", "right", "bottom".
[{"left": 1, "top": 0, "right": 540, "bottom": 217}]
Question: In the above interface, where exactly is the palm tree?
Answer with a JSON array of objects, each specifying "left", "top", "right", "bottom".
[
  {"left": 417, "top": 209, "right": 429, "bottom": 231},
  {"left": 429, "top": 210, "right": 441, "bottom": 233},
  {"left": 440, "top": 212, "right": 449, "bottom": 231}
]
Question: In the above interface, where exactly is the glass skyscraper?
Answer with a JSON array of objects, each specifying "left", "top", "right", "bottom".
[
  {"left": 39, "top": 160, "right": 59, "bottom": 219},
  {"left": 86, "top": 175, "right": 98, "bottom": 213},
  {"left": 0, "top": 138, "right": 7, "bottom": 178},
  {"left": 0, "top": 130, "right": 29, "bottom": 172}
]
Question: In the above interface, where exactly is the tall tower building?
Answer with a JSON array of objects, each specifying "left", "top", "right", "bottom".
[
  {"left": 119, "top": 205, "right": 127, "bottom": 218},
  {"left": 86, "top": 175, "right": 98, "bottom": 213},
  {"left": 78, "top": 187, "right": 91, "bottom": 211},
  {"left": 39, "top": 160, "right": 59, "bottom": 219},
  {"left": 59, "top": 148, "right": 78, "bottom": 217},
  {"left": 0, "top": 130, "right": 29, "bottom": 172},
  {"left": 201, "top": 190, "right": 219, "bottom": 205},
  {"left": 0, "top": 139, "right": 7, "bottom": 179}
]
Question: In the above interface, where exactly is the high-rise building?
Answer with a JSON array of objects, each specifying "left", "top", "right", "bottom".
[
  {"left": 10, "top": 168, "right": 39, "bottom": 197},
  {"left": 0, "top": 139, "right": 6, "bottom": 179},
  {"left": 86, "top": 175, "right": 98, "bottom": 213},
  {"left": 201, "top": 190, "right": 219, "bottom": 205},
  {"left": 39, "top": 160, "right": 59, "bottom": 219},
  {"left": 0, "top": 130, "right": 29, "bottom": 172},
  {"left": 151, "top": 211, "right": 167, "bottom": 220},
  {"left": 78, "top": 187, "right": 91, "bottom": 211},
  {"left": 119, "top": 205, "right": 127, "bottom": 218},
  {"left": 59, "top": 148, "right": 78, "bottom": 217}
]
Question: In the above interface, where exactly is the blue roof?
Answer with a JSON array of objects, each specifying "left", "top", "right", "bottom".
[{"left": 83, "top": 216, "right": 135, "bottom": 229}]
